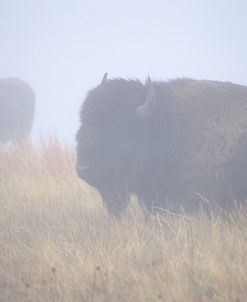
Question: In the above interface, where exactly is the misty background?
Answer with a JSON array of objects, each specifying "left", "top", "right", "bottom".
[{"left": 1, "top": 0, "right": 246, "bottom": 143}]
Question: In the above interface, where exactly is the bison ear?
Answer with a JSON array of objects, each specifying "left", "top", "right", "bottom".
[
  {"left": 101, "top": 73, "right": 108, "bottom": 85},
  {"left": 136, "top": 77, "right": 157, "bottom": 118}
]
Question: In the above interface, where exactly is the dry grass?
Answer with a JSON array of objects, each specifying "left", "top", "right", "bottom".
[{"left": 0, "top": 138, "right": 247, "bottom": 302}]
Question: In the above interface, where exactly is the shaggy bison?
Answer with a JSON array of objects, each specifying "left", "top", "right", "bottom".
[
  {"left": 76, "top": 74, "right": 247, "bottom": 214},
  {"left": 0, "top": 78, "right": 35, "bottom": 144}
]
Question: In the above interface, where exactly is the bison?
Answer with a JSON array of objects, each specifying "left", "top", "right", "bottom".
[
  {"left": 76, "top": 74, "right": 247, "bottom": 215},
  {"left": 0, "top": 78, "right": 35, "bottom": 144}
]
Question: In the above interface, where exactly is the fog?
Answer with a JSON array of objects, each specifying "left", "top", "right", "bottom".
[{"left": 1, "top": 0, "right": 247, "bottom": 143}]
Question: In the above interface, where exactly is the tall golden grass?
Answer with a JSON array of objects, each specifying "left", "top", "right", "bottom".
[{"left": 0, "top": 137, "right": 247, "bottom": 302}]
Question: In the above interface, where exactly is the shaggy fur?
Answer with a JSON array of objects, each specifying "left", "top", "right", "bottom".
[
  {"left": 76, "top": 77, "right": 247, "bottom": 214},
  {"left": 0, "top": 78, "right": 35, "bottom": 144}
]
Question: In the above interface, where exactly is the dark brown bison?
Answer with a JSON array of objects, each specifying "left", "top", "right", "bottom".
[
  {"left": 76, "top": 74, "right": 247, "bottom": 215},
  {"left": 0, "top": 78, "right": 35, "bottom": 144}
]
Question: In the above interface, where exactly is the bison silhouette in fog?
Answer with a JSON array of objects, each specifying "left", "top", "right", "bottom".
[
  {"left": 76, "top": 74, "right": 247, "bottom": 214},
  {"left": 0, "top": 78, "right": 35, "bottom": 144}
]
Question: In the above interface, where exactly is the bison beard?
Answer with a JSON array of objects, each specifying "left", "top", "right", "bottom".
[{"left": 76, "top": 74, "right": 247, "bottom": 215}]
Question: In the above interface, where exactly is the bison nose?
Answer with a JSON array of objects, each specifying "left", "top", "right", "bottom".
[{"left": 76, "top": 165, "right": 92, "bottom": 179}]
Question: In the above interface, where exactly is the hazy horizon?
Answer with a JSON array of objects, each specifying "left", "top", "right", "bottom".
[{"left": 1, "top": 0, "right": 247, "bottom": 143}]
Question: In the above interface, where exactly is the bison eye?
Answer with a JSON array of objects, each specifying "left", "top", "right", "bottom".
[
  {"left": 114, "top": 126, "right": 130, "bottom": 137},
  {"left": 88, "top": 128, "right": 97, "bottom": 141},
  {"left": 76, "top": 126, "right": 99, "bottom": 152}
]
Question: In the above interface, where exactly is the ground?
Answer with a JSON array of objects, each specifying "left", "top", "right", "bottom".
[{"left": 0, "top": 137, "right": 247, "bottom": 302}]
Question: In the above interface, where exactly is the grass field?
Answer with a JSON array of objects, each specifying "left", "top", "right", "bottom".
[{"left": 0, "top": 138, "right": 247, "bottom": 302}]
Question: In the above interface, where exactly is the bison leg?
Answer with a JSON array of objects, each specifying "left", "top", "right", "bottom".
[
  {"left": 101, "top": 185, "right": 128, "bottom": 216},
  {"left": 225, "top": 139, "right": 247, "bottom": 203}
]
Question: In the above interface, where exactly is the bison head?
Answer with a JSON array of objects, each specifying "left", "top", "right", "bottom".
[{"left": 76, "top": 74, "right": 161, "bottom": 214}]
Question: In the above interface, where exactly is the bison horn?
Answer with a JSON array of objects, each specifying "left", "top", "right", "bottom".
[
  {"left": 101, "top": 72, "right": 108, "bottom": 85},
  {"left": 136, "top": 77, "right": 156, "bottom": 118}
]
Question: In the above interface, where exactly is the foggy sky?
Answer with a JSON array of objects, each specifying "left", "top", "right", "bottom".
[{"left": 1, "top": 0, "right": 247, "bottom": 143}]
